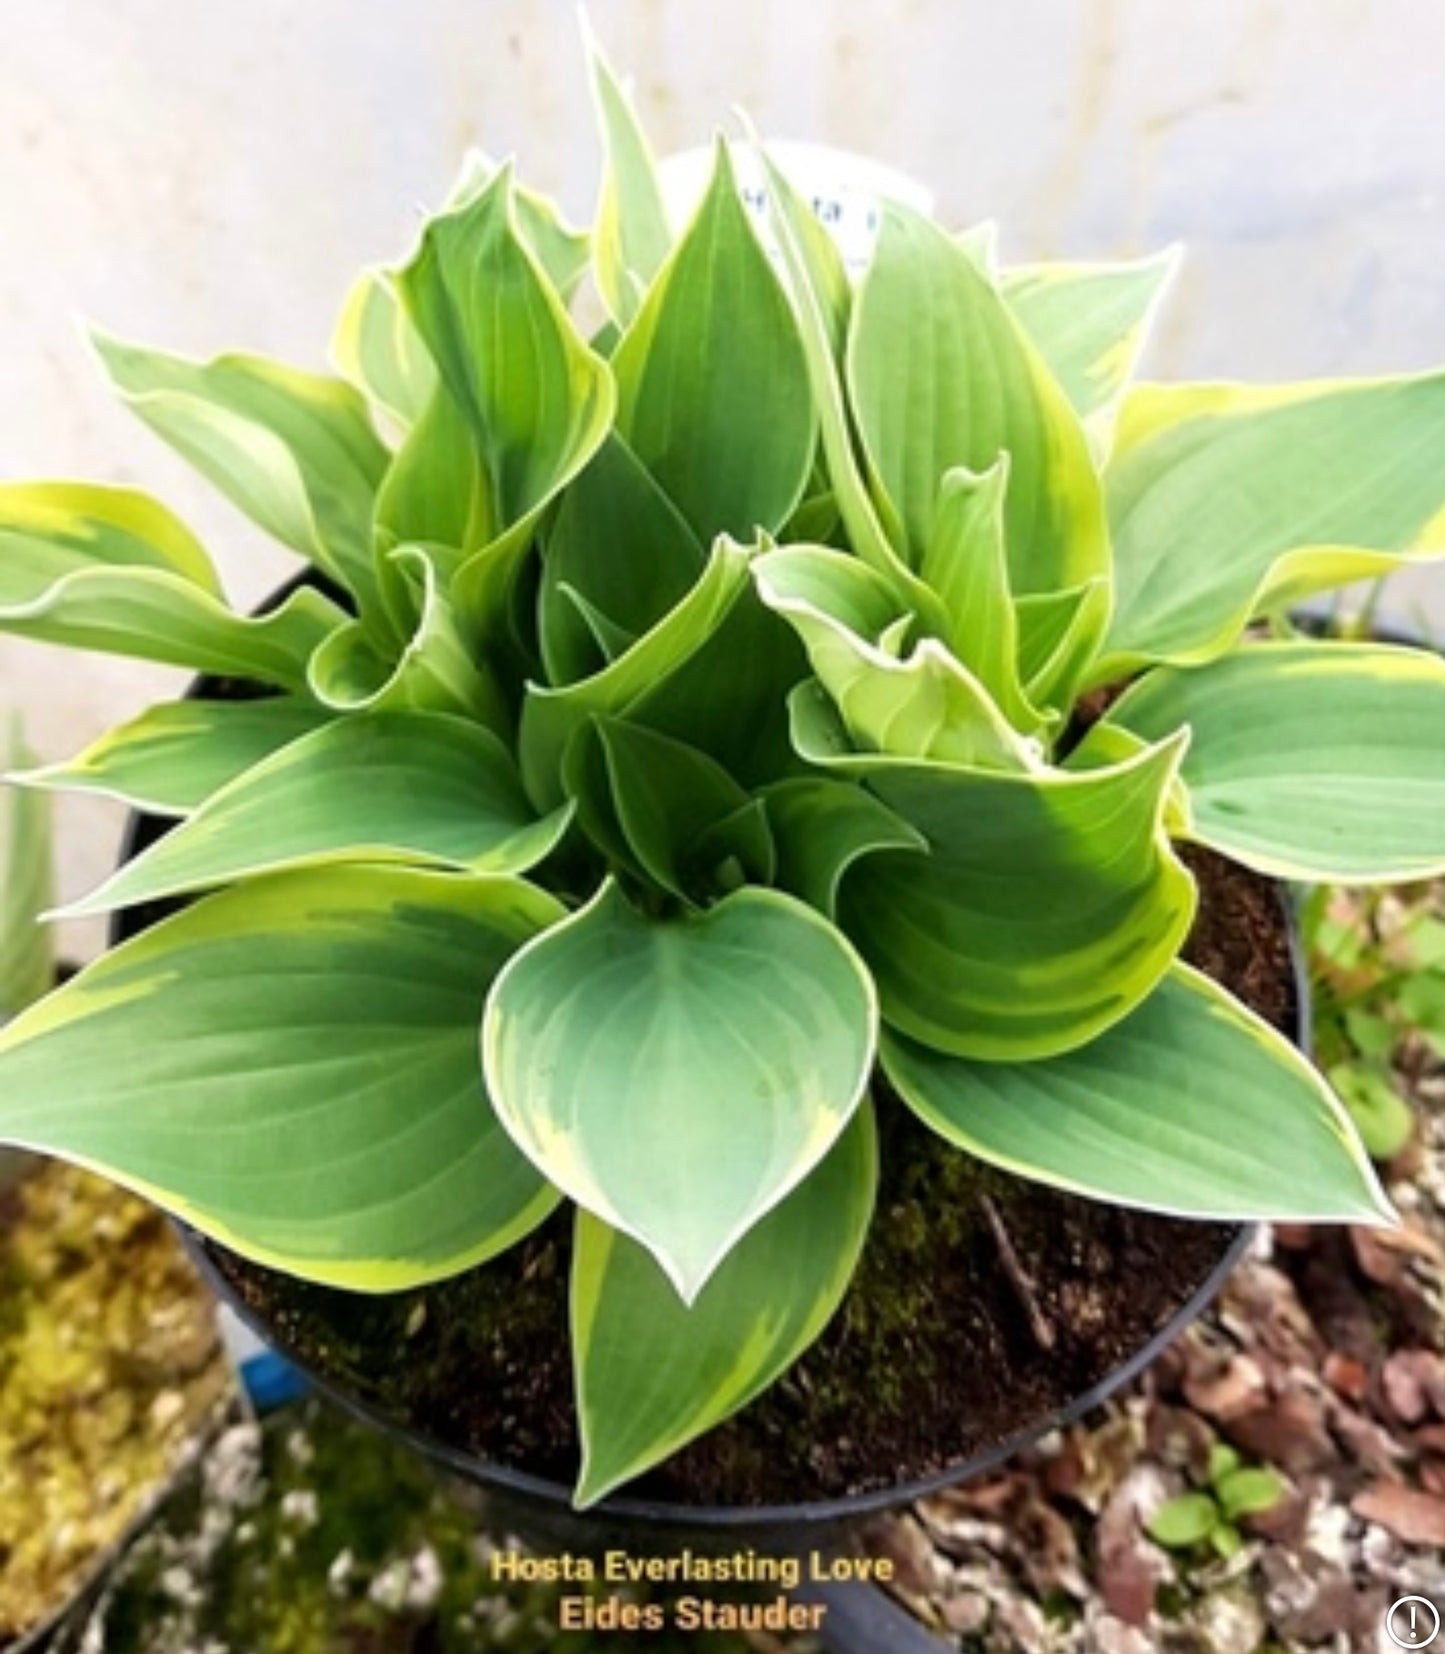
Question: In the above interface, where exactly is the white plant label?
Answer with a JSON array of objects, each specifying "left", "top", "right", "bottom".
[{"left": 659, "top": 141, "right": 935, "bottom": 279}]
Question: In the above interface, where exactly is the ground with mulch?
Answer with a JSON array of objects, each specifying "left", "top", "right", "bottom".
[{"left": 869, "top": 897, "right": 1445, "bottom": 1652}]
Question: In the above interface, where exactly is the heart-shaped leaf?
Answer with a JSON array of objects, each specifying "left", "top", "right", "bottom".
[
  {"left": 482, "top": 881, "right": 877, "bottom": 1301},
  {"left": 572, "top": 1105, "right": 876, "bottom": 1505},
  {"left": 0, "top": 867, "right": 565, "bottom": 1288}
]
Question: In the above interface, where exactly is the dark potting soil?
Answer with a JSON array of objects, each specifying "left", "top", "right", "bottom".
[{"left": 204, "top": 845, "right": 1291, "bottom": 1509}]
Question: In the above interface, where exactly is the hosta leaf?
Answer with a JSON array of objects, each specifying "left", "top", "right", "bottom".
[
  {"left": 374, "top": 383, "right": 490, "bottom": 566},
  {"left": 1094, "top": 641, "right": 1445, "bottom": 881},
  {"left": 916, "top": 460, "right": 1044, "bottom": 732},
  {"left": 0, "top": 719, "right": 54, "bottom": 1018},
  {"left": 882, "top": 963, "right": 1391, "bottom": 1224},
  {"left": 0, "top": 867, "right": 565, "bottom": 1288},
  {"left": 571, "top": 1105, "right": 876, "bottom": 1506},
  {"left": 762, "top": 777, "right": 925, "bottom": 920},
  {"left": 442, "top": 150, "right": 592, "bottom": 302},
  {"left": 0, "top": 564, "right": 344, "bottom": 693},
  {"left": 1100, "top": 372, "right": 1445, "bottom": 675},
  {"left": 0, "top": 480, "right": 222, "bottom": 601},
  {"left": 538, "top": 433, "right": 704, "bottom": 686},
  {"left": 755, "top": 546, "right": 1035, "bottom": 771},
  {"left": 330, "top": 268, "right": 438, "bottom": 429},
  {"left": 396, "top": 166, "right": 614, "bottom": 644},
  {"left": 519, "top": 536, "right": 752, "bottom": 808},
  {"left": 820, "top": 720, "right": 1195, "bottom": 1058},
  {"left": 482, "top": 881, "right": 877, "bottom": 1302},
  {"left": 307, "top": 545, "right": 506, "bottom": 728},
  {"left": 611, "top": 142, "right": 815, "bottom": 543},
  {"left": 846, "top": 200, "right": 1110, "bottom": 597},
  {"left": 1001, "top": 248, "right": 1178, "bottom": 434},
  {"left": 10, "top": 696, "right": 332, "bottom": 816},
  {"left": 60, "top": 710, "right": 569, "bottom": 918},
  {"left": 1016, "top": 578, "right": 1112, "bottom": 715},
  {"left": 92, "top": 332, "right": 391, "bottom": 625},
  {"left": 594, "top": 718, "right": 769, "bottom": 902},
  {"left": 585, "top": 22, "right": 672, "bottom": 327}
]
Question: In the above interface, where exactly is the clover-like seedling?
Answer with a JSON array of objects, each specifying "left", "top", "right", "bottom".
[
  {"left": 1, "top": 33, "right": 1443, "bottom": 1504},
  {"left": 1148, "top": 1443, "right": 1287, "bottom": 1563}
]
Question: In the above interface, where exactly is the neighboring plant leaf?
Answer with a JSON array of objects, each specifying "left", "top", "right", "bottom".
[
  {"left": 395, "top": 165, "right": 615, "bottom": 644},
  {"left": 1100, "top": 372, "right": 1445, "bottom": 675},
  {"left": 1094, "top": 642, "right": 1445, "bottom": 881},
  {"left": 59, "top": 711, "right": 569, "bottom": 917},
  {"left": 754, "top": 545, "right": 1037, "bottom": 770},
  {"left": 585, "top": 21, "right": 672, "bottom": 326},
  {"left": 762, "top": 777, "right": 925, "bottom": 920},
  {"left": 0, "top": 867, "right": 565, "bottom": 1288},
  {"left": 538, "top": 432, "right": 704, "bottom": 685},
  {"left": 571, "top": 1104, "right": 876, "bottom": 1505},
  {"left": 91, "top": 331, "right": 391, "bottom": 627},
  {"left": 1328, "top": 1063, "right": 1415, "bottom": 1162},
  {"left": 330, "top": 268, "right": 438, "bottom": 429},
  {"left": 1001, "top": 248, "right": 1178, "bottom": 434},
  {"left": 882, "top": 963, "right": 1392, "bottom": 1224},
  {"left": 0, "top": 719, "right": 54, "bottom": 1017},
  {"left": 10, "top": 696, "right": 333, "bottom": 816},
  {"left": 846, "top": 200, "right": 1110, "bottom": 597},
  {"left": 519, "top": 537, "right": 753, "bottom": 808},
  {"left": 1215, "top": 1466, "right": 1287, "bottom": 1521},
  {"left": 819, "top": 721, "right": 1196, "bottom": 1059},
  {"left": 611, "top": 141, "right": 816, "bottom": 544},
  {"left": 1147, "top": 1493, "right": 1219, "bottom": 1550},
  {"left": 482, "top": 880, "right": 877, "bottom": 1302}
]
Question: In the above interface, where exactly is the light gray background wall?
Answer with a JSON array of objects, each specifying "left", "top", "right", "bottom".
[{"left": 3, "top": 0, "right": 1445, "bottom": 955}]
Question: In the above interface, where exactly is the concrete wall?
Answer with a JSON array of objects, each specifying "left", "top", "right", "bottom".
[{"left": 3, "top": 0, "right": 1445, "bottom": 953}]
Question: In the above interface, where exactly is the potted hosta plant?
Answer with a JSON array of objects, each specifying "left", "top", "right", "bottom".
[{"left": 2, "top": 39, "right": 1444, "bottom": 1530}]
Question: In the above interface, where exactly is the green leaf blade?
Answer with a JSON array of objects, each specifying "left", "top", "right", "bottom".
[
  {"left": 60, "top": 711, "right": 568, "bottom": 916},
  {"left": 572, "top": 1105, "right": 876, "bottom": 1506},
  {"left": 482, "top": 882, "right": 877, "bottom": 1302},
  {"left": 832, "top": 735, "right": 1196, "bottom": 1060},
  {"left": 611, "top": 143, "right": 816, "bottom": 545},
  {"left": 882, "top": 963, "right": 1392, "bottom": 1225},
  {"left": 12, "top": 697, "right": 334, "bottom": 816},
  {"left": 1098, "top": 642, "right": 1445, "bottom": 881},
  {"left": 1102, "top": 372, "right": 1445, "bottom": 672},
  {"left": 0, "top": 867, "right": 566, "bottom": 1288}
]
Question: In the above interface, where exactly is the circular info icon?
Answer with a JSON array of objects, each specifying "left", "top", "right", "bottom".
[{"left": 1387, "top": 1596, "right": 1442, "bottom": 1648}]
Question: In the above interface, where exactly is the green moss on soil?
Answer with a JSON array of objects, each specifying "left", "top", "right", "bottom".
[
  {"left": 0, "top": 1161, "right": 231, "bottom": 1642},
  {"left": 73, "top": 1399, "right": 819, "bottom": 1654}
]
